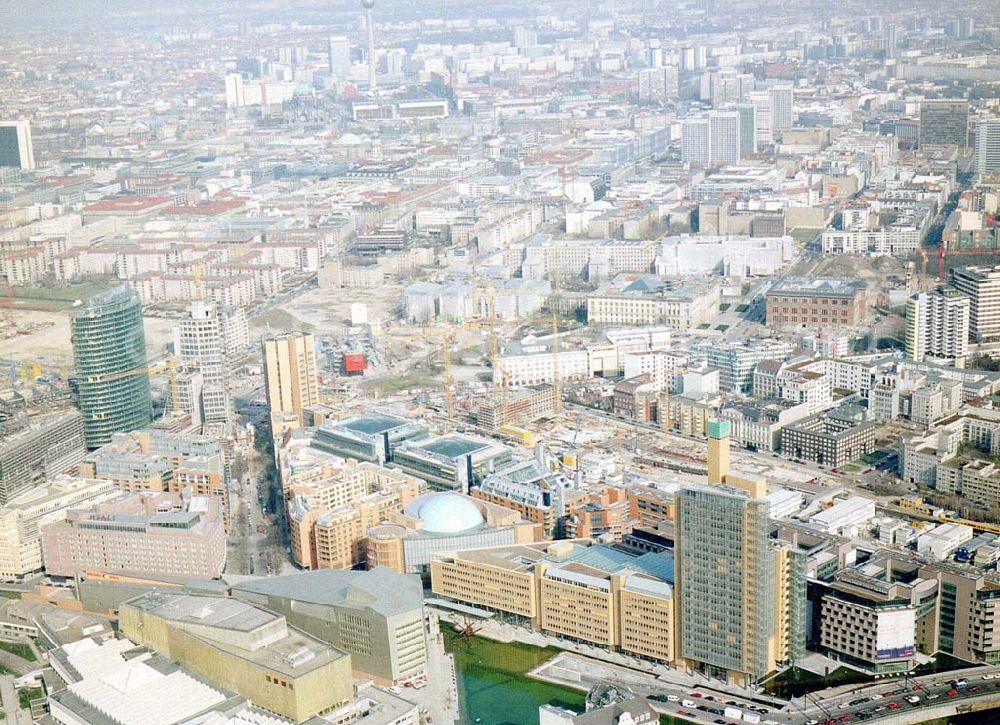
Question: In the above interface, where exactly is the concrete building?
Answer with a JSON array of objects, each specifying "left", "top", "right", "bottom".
[
  {"left": 675, "top": 420, "right": 805, "bottom": 686},
  {"left": 431, "top": 540, "right": 675, "bottom": 663},
  {"left": 472, "top": 458, "right": 568, "bottom": 538},
  {"left": 905, "top": 288, "right": 970, "bottom": 364},
  {"left": 391, "top": 433, "right": 512, "bottom": 492},
  {"left": 0, "top": 120, "right": 34, "bottom": 170},
  {"left": 0, "top": 475, "right": 119, "bottom": 579},
  {"left": 262, "top": 332, "right": 319, "bottom": 427},
  {"left": 175, "top": 301, "right": 230, "bottom": 425},
  {"left": 765, "top": 277, "right": 868, "bottom": 329},
  {"left": 951, "top": 264, "right": 1000, "bottom": 342},
  {"left": 0, "top": 410, "right": 87, "bottom": 504},
  {"left": 71, "top": 286, "right": 152, "bottom": 449},
  {"left": 975, "top": 119, "right": 1000, "bottom": 178},
  {"left": 120, "top": 591, "right": 353, "bottom": 723},
  {"left": 920, "top": 99, "right": 969, "bottom": 148},
  {"left": 917, "top": 522, "right": 974, "bottom": 559},
  {"left": 818, "top": 568, "right": 929, "bottom": 673},
  {"left": 310, "top": 413, "right": 428, "bottom": 465},
  {"left": 781, "top": 411, "right": 876, "bottom": 466},
  {"left": 232, "top": 568, "right": 428, "bottom": 687},
  {"left": 587, "top": 275, "right": 721, "bottom": 330},
  {"left": 41, "top": 491, "right": 226, "bottom": 580}
]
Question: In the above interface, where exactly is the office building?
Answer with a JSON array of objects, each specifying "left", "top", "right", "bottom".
[
  {"left": 175, "top": 300, "right": 230, "bottom": 425},
  {"left": 0, "top": 410, "right": 87, "bottom": 504},
  {"left": 232, "top": 567, "right": 428, "bottom": 686},
  {"left": 674, "top": 420, "right": 804, "bottom": 686},
  {"left": 735, "top": 103, "right": 757, "bottom": 157},
  {"left": 286, "top": 461, "right": 421, "bottom": 570},
  {"left": 920, "top": 99, "right": 969, "bottom": 148},
  {"left": 431, "top": 540, "right": 675, "bottom": 663},
  {"left": 681, "top": 112, "right": 740, "bottom": 166},
  {"left": 975, "top": 119, "right": 1000, "bottom": 178},
  {"left": 781, "top": 411, "right": 876, "bottom": 466},
  {"left": 328, "top": 35, "right": 351, "bottom": 78},
  {"left": 905, "top": 288, "right": 971, "bottom": 363},
  {"left": 951, "top": 264, "right": 1000, "bottom": 341},
  {"left": 681, "top": 118, "right": 710, "bottom": 166},
  {"left": 0, "top": 120, "right": 35, "bottom": 170},
  {"left": 71, "top": 286, "right": 152, "bottom": 449},
  {"left": 310, "top": 413, "right": 428, "bottom": 464},
  {"left": 120, "top": 592, "right": 353, "bottom": 723},
  {"left": 748, "top": 91, "right": 773, "bottom": 144},
  {"left": 769, "top": 85, "right": 794, "bottom": 131},
  {"left": 0, "top": 475, "right": 118, "bottom": 579},
  {"left": 262, "top": 331, "right": 319, "bottom": 427},
  {"left": 765, "top": 277, "right": 868, "bottom": 329},
  {"left": 391, "top": 433, "right": 512, "bottom": 492},
  {"left": 41, "top": 491, "right": 226, "bottom": 580}
]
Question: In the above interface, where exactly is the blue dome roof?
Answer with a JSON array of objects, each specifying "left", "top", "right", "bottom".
[{"left": 407, "top": 493, "right": 485, "bottom": 535}]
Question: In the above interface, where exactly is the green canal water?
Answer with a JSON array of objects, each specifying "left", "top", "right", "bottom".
[
  {"left": 442, "top": 625, "right": 689, "bottom": 725},
  {"left": 442, "top": 626, "right": 986, "bottom": 725}
]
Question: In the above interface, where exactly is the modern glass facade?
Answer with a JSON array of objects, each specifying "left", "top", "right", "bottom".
[
  {"left": 71, "top": 286, "right": 152, "bottom": 448},
  {"left": 677, "top": 483, "right": 776, "bottom": 684}
]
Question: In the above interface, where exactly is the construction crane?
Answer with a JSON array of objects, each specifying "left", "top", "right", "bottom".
[
  {"left": 443, "top": 328, "right": 454, "bottom": 421},
  {"left": 83, "top": 355, "right": 191, "bottom": 414},
  {"left": 193, "top": 263, "right": 205, "bottom": 301}
]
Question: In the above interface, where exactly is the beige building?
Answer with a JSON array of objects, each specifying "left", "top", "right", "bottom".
[
  {"left": 286, "top": 462, "right": 422, "bottom": 570},
  {"left": 120, "top": 591, "right": 353, "bottom": 723},
  {"left": 431, "top": 540, "right": 675, "bottom": 663},
  {"left": 263, "top": 332, "right": 319, "bottom": 426},
  {"left": 0, "top": 475, "right": 118, "bottom": 579}
]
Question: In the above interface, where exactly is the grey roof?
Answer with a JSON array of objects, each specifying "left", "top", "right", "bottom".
[{"left": 230, "top": 567, "right": 423, "bottom": 618}]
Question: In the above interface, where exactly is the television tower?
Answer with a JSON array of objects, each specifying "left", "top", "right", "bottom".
[{"left": 361, "top": 0, "right": 377, "bottom": 93}]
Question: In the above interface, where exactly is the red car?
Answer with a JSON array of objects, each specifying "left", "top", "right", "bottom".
[
  {"left": 690, "top": 692, "right": 703, "bottom": 698},
  {"left": 839, "top": 717, "right": 851, "bottom": 723},
  {"left": 887, "top": 703, "right": 900, "bottom": 710},
  {"left": 948, "top": 689, "right": 959, "bottom": 697}
]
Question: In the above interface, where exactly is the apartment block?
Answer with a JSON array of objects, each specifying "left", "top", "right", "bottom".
[
  {"left": 0, "top": 475, "right": 118, "bottom": 579},
  {"left": 0, "top": 411, "right": 87, "bottom": 504}
]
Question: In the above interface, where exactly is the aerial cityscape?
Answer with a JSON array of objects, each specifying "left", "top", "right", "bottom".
[{"left": 4, "top": 0, "right": 1000, "bottom": 723}]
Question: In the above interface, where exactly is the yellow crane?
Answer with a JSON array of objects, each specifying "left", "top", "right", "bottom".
[{"left": 82, "top": 355, "right": 192, "bottom": 414}]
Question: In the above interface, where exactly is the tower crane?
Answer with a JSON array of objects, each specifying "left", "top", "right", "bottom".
[{"left": 83, "top": 355, "right": 196, "bottom": 414}]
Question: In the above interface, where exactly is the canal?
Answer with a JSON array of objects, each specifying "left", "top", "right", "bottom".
[{"left": 442, "top": 625, "right": 985, "bottom": 725}]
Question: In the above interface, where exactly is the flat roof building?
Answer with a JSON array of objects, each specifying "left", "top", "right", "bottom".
[
  {"left": 0, "top": 410, "right": 87, "bottom": 504},
  {"left": 41, "top": 491, "right": 226, "bottom": 580},
  {"left": 765, "top": 277, "right": 868, "bottom": 329},
  {"left": 120, "top": 591, "right": 353, "bottom": 723},
  {"left": 392, "top": 433, "right": 512, "bottom": 492},
  {"left": 311, "top": 413, "right": 428, "bottom": 465},
  {"left": 232, "top": 567, "right": 428, "bottom": 687}
]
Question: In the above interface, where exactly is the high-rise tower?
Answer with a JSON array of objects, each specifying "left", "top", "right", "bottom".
[
  {"left": 71, "top": 286, "right": 152, "bottom": 448},
  {"left": 361, "top": 0, "right": 377, "bottom": 93},
  {"left": 262, "top": 332, "right": 319, "bottom": 427},
  {"left": 674, "top": 419, "right": 804, "bottom": 686}
]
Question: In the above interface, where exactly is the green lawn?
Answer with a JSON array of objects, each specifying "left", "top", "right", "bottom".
[
  {"left": 0, "top": 641, "right": 35, "bottom": 662},
  {"left": 17, "top": 687, "right": 42, "bottom": 710}
]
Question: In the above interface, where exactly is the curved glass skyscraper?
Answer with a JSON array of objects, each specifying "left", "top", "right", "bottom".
[{"left": 71, "top": 286, "right": 152, "bottom": 448}]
